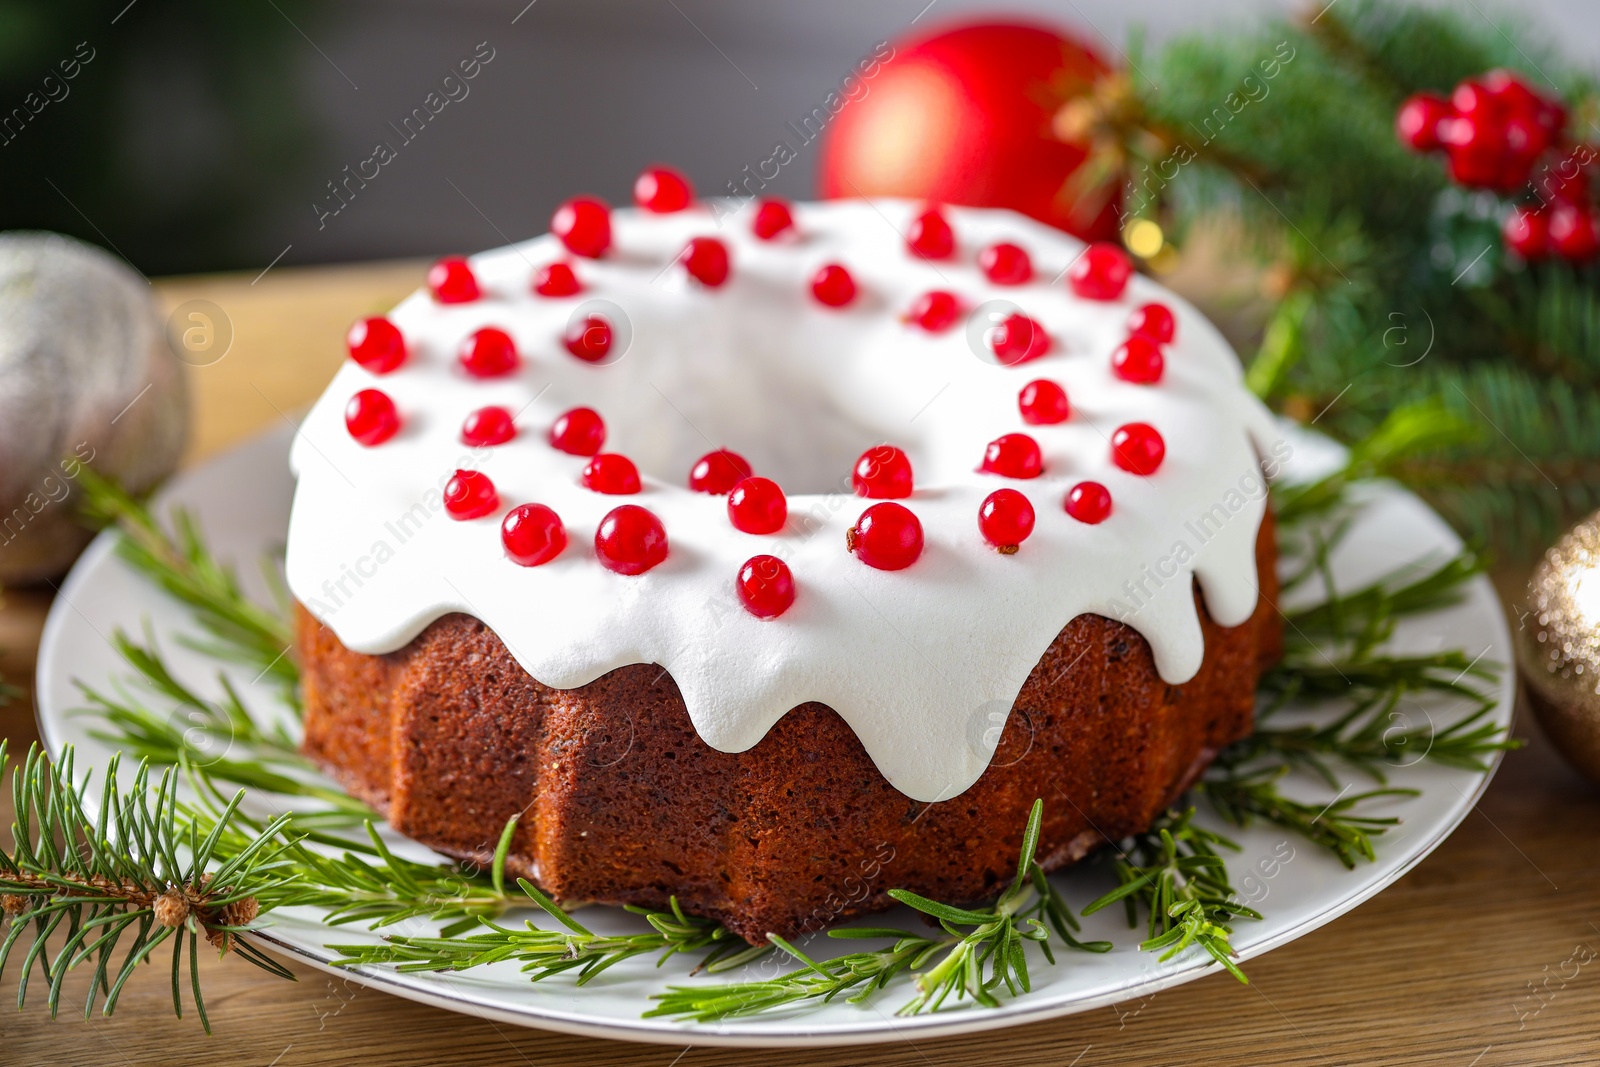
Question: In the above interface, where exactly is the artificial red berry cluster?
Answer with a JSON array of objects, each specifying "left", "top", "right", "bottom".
[{"left": 1397, "top": 69, "right": 1595, "bottom": 262}]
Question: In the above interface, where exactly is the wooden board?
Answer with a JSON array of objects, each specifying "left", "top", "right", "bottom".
[{"left": 2, "top": 263, "right": 1597, "bottom": 1066}]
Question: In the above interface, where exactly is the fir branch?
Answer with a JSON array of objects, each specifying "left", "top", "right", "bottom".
[
  {"left": 75, "top": 466, "right": 299, "bottom": 706},
  {"left": 1083, "top": 808, "right": 1256, "bottom": 983},
  {"left": 0, "top": 743, "right": 295, "bottom": 1032}
]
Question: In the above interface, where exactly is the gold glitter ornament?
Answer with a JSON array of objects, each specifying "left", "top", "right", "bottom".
[{"left": 1518, "top": 510, "right": 1600, "bottom": 784}]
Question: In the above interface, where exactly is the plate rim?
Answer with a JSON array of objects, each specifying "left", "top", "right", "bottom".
[{"left": 31, "top": 422, "right": 1516, "bottom": 1048}]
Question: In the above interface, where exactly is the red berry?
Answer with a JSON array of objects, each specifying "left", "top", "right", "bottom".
[
  {"left": 907, "top": 208, "right": 954, "bottom": 260},
  {"left": 979, "top": 242, "right": 1033, "bottom": 285},
  {"left": 1111, "top": 422, "right": 1165, "bottom": 476},
  {"left": 978, "top": 488, "right": 1035, "bottom": 552},
  {"left": 988, "top": 312, "right": 1051, "bottom": 365},
  {"left": 1396, "top": 92, "right": 1452, "bottom": 151},
  {"left": 737, "top": 554, "right": 795, "bottom": 618},
  {"left": 344, "top": 389, "right": 400, "bottom": 447},
  {"left": 428, "top": 257, "right": 479, "bottom": 303},
  {"left": 595, "top": 504, "right": 669, "bottom": 575},
  {"left": 1065, "top": 481, "right": 1112, "bottom": 524},
  {"left": 1503, "top": 206, "right": 1549, "bottom": 260},
  {"left": 682, "top": 237, "right": 731, "bottom": 287},
  {"left": 346, "top": 317, "right": 406, "bottom": 373},
  {"left": 1111, "top": 335, "right": 1165, "bottom": 384},
  {"left": 1127, "top": 303, "right": 1176, "bottom": 344},
  {"left": 980, "top": 433, "right": 1043, "bottom": 479},
  {"left": 1451, "top": 79, "right": 1504, "bottom": 121},
  {"left": 581, "top": 453, "right": 641, "bottom": 494},
  {"left": 1440, "top": 114, "right": 1509, "bottom": 188},
  {"left": 1549, "top": 204, "right": 1600, "bottom": 262},
  {"left": 461, "top": 405, "right": 516, "bottom": 446},
  {"left": 551, "top": 196, "right": 612, "bottom": 258},
  {"left": 1068, "top": 243, "right": 1132, "bottom": 301},
  {"left": 635, "top": 166, "right": 694, "bottom": 212},
  {"left": 458, "top": 327, "right": 520, "bottom": 378},
  {"left": 564, "top": 314, "right": 613, "bottom": 362},
  {"left": 533, "top": 262, "right": 581, "bottom": 297},
  {"left": 688, "top": 449, "right": 752, "bottom": 494},
  {"left": 852, "top": 445, "right": 913, "bottom": 499},
  {"left": 812, "top": 263, "right": 857, "bottom": 307},
  {"left": 753, "top": 198, "right": 795, "bottom": 239},
  {"left": 549, "top": 407, "right": 606, "bottom": 456},
  {"left": 443, "top": 469, "right": 499, "bottom": 520},
  {"left": 1018, "top": 379, "right": 1069, "bottom": 425},
  {"left": 728, "top": 476, "right": 787, "bottom": 534},
  {"left": 501, "top": 503, "right": 567, "bottom": 566},
  {"left": 848, "top": 502, "right": 923, "bottom": 571},
  {"left": 906, "top": 290, "right": 962, "bottom": 332}
]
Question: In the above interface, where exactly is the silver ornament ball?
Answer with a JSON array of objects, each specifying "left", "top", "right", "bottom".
[{"left": 0, "top": 232, "right": 189, "bottom": 584}]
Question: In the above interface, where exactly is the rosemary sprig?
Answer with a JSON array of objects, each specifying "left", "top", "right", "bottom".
[
  {"left": 76, "top": 466, "right": 299, "bottom": 706},
  {"left": 1082, "top": 807, "right": 1257, "bottom": 984},
  {"left": 641, "top": 800, "right": 1112, "bottom": 1021},
  {"left": 74, "top": 630, "right": 367, "bottom": 818},
  {"left": 1199, "top": 769, "right": 1413, "bottom": 869},
  {"left": 0, "top": 743, "right": 296, "bottom": 1032}
]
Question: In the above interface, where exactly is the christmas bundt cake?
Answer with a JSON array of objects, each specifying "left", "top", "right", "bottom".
[{"left": 285, "top": 171, "right": 1288, "bottom": 943}]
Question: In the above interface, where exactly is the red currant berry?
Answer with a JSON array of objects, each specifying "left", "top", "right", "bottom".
[
  {"left": 1111, "top": 335, "right": 1165, "bottom": 384},
  {"left": 1068, "top": 243, "right": 1132, "bottom": 301},
  {"left": 1065, "top": 481, "right": 1112, "bottom": 524},
  {"left": 848, "top": 502, "right": 923, "bottom": 571},
  {"left": 979, "top": 488, "right": 1035, "bottom": 553},
  {"left": 1440, "top": 115, "right": 1509, "bottom": 188},
  {"left": 458, "top": 327, "right": 520, "bottom": 378},
  {"left": 346, "top": 316, "right": 406, "bottom": 373},
  {"left": 979, "top": 242, "right": 1033, "bottom": 285},
  {"left": 753, "top": 198, "right": 795, "bottom": 240},
  {"left": 595, "top": 504, "right": 669, "bottom": 575},
  {"left": 428, "top": 256, "right": 479, "bottom": 303},
  {"left": 852, "top": 445, "right": 913, "bottom": 499},
  {"left": 1549, "top": 204, "right": 1600, "bottom": 261},
  {"left": 988, "top": 312, "right": 1051, "bottom": 365},
  {"left": 1127, "top": 302, "right": 1176, "bottom": 344},
  {"left": 980, "top": 433, "right": 1043, "bottom": 479},
  {"left": 551, "top": 196, "right": 612, "bottom": 258},
  {"left": 1396, "top": 92, "right": 1452, "bottom": 151},
  {"left": 549, "top": 407, "right": 606, "bottom": 456},
  {"left": 634, "top": 166, "right": 693, "bottom": 213},
  {"left": 906, "top": 290, "right": 962, "bottom": 332},
  {"left": 501, "top": 503, "right": 567, "bottom": 566},
  {"left": 682, "top": 237, "right": 731, "bottom": 287},
  {"left": 443, "top": 469, "right": 499, "bottom": 520},
  {"left": 461, "top": 405, "right": 516, "bottom": 446},
  {"left": 564, "top": 314, "right": 613, "bottom": 362},
  {"left": 1111, "top": 422, "right": 1165, "bottom": 475},
  {"left": 581, "top": 453, "right": 641, "bottom": 494},
  {"left": 1503, "top": 206, "right": 1549, "bottom": 260},
  {"left": 689, "top": 450, "right": 753, "bottom": 494},
  {"left": 533, "top": 262, "right": 581, "bottom": 297},
  {"left": 737, "top": 554, "right": 795, "bottom": 618},
  {"left": 907, "top": 208, "right": 955, "bottom": 260},
  {"left": 727, "top": 476, "right": 787, "bottom": 534},
  {"left": 344, "top": 389, "right": 400, "bottom": 447},
  {"left": 1018, "top": 379, "right": 1069, "bottom": 425},
  {"left": 812, "top": 264, "right": 857, "bottom": 307}
]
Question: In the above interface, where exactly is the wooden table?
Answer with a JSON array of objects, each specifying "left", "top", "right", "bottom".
[{"left": 2, "top": 263, "right": 1598, "bottom": 1067}]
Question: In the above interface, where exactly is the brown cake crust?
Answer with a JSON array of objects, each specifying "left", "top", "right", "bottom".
[{"left": 298, "top": 511, "right": 1280, "bottom": 944}]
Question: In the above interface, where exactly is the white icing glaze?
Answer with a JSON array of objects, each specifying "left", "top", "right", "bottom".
[{"left": 285, "top": 200, "right": 1286, "bottom": 803}]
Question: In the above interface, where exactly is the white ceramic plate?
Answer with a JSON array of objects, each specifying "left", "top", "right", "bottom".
[{"left": 35, "top": 422, "right": 1514, "bottom": 1048}]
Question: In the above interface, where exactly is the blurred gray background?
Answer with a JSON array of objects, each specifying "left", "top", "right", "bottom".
[{"left": 4, "top": 0, "right": 1597, "bottom": 273}]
